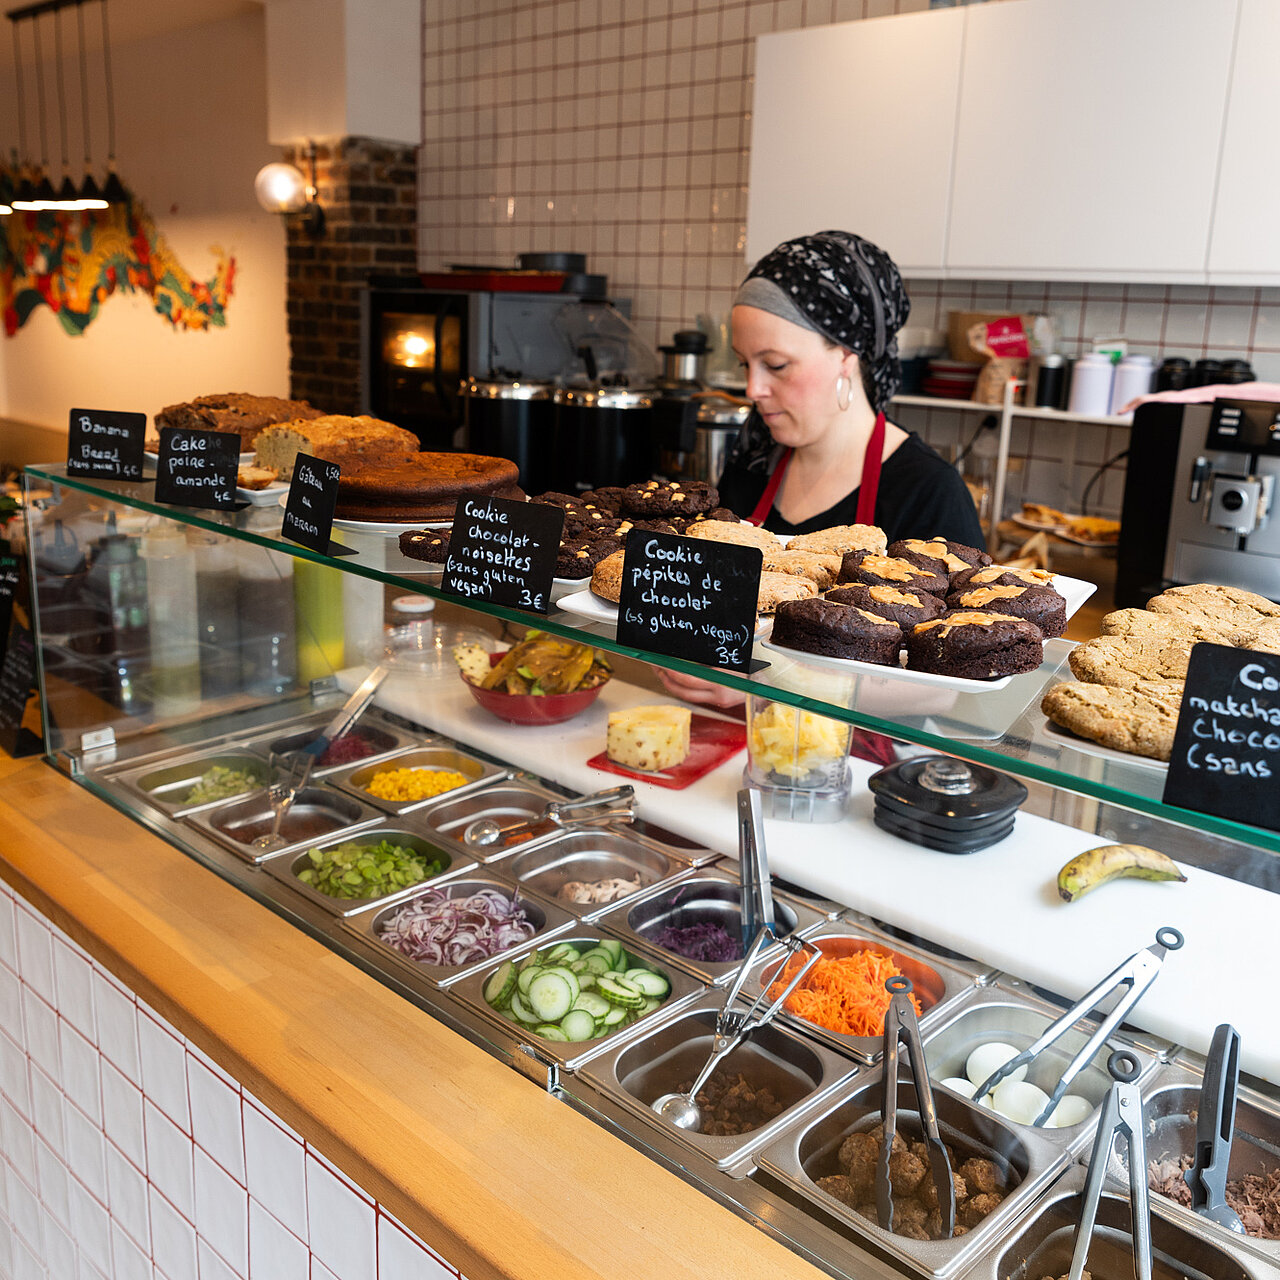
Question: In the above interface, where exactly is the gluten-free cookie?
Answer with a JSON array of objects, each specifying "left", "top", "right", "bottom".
[
  {"left": 905, "top": 611, "right": 1044, "bottom": 680},
  {"left": 1146, "top": 583, "right": 1280, "bottom": 636},
  {"left": 787, "top": 524, "right": 887, "bottom": 557},
  {"left": 756, "top": 571, "right": 818, "bottom": 614},
  {"left": 771, "top": 597, "right": 902, "bottom": 663},
  {"left": 590, "top": 549, "right": 626, "bottom": 602},
  {"left": 556, "top": 536, "right": 623, "bottom": 579},
  {"left": 1041, "top": 680, "right": 1182, "bottom": 761},
  {"left": 398, "top": 528, "right": 451, "bottom": 563},
  {"left": 619, "top": 479, "right": 718, "bottom": 516},
  {"left": 760, "top": 549, "right": 842, "bottom": 591},
  {"left": 825, "top": 583, "right": 946, "bottom": 629},
  {"left": 839, "top": 550, "right": 949, "bottom": 596},
  {"left": 1068, "top": 633, "right": 1193, "bottom": 689},
  {"left": 685, "top": 520, "right": 782, "bottom": 551}
]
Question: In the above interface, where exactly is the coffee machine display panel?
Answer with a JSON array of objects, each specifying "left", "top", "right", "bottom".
[{"left": 1206, "top": 398, "right": 1280, "bottom": 456}]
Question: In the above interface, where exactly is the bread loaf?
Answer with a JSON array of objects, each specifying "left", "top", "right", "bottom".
[{"left": 254, "top": 415, "right": 419, "bottom": 480}]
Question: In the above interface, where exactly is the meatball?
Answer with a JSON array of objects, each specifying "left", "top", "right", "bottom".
[
  {"left": 919, "top": 1171, "right": 966, "bottom": 1211},
  {"left": 887, "top": 1133, "right": 927, "bottom": 1196},
  {"left": 815, "top": 1174, "right": 858, "bottom": 1209},
  {"left": 892, "top": 1199, "right": 931, "bottom": 1239},
  {"left": 958, "top": 1190, "right": 1005, "bottom": 1229},
  {"left": 957, "top": 1156, "right": 1005, "bottom": 1197},
  {"left": 838, "top": 1131, "right": 879, "bottom": 1200}
]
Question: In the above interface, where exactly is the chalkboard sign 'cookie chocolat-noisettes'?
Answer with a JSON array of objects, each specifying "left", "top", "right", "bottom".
[
  {"left": 443, "top": 495, "right": 564, "bottom": 614},
  {"left": 615, "top": 529, "right": 761, "bottom": 673}
]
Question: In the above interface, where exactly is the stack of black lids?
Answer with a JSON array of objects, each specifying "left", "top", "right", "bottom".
[{"left": 868, "top": 755, "right": 1028, "bottom": 854}]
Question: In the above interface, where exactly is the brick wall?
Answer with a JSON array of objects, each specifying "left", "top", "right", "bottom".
[{"left": 284, "top": 137, "right": 418, "bottom": 414}]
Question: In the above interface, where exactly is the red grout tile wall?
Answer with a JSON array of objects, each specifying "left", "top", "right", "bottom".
[{"left": 284, "top": 137, "right": 418, "bottom": 414}]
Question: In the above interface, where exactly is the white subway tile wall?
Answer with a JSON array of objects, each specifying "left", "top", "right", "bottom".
[
  {"left": 420, "top": 0, "right": 1280, "bottom": 518},
  {"left": 0, "top": 884, "right": 472, "bottom": 1280}
]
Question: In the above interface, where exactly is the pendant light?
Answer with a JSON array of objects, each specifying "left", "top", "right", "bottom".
[
  {"left": 9, "top": 15, "right": 39, "bottom": 211},
  {"left": 49, "top": 6, "right": 82, "bottom": 210},
  {"left": 97, "top": 0, "right": 128, "bottom": 205},
  {"left": 75, "top": 0, "right": 106, "bottom": 209},
  {"left": 28, "top": 10, "right": 57, "bottom": 209}
]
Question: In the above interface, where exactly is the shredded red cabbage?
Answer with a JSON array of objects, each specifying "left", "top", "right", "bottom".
[
  {"left": 650, "top": 920, "right": 743, "bottom": 963},
  {"left": 317, "top": 731, "right": 380, "bottom": 766},
  {"left": 376, "top": 886, "right": 536, "bottom": 967}
]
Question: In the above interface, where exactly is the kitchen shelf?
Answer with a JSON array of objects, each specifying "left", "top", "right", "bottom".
[
  {"left": 23, "top": 463, "right": 1280, "bottom": 869},
  {"left": 893, "top": 393, "right": 1134, "bottom": 429}
]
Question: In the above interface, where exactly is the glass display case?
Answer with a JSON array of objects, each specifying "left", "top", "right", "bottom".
[{"left": 18, "top": 463, "right": 1280, "bottom": 1280}]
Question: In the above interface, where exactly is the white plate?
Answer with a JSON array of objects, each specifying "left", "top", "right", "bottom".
[
  {"left": 236, "top": 482, "right": 288, "bottom": 506},
  {"left": 1039, "top": 718, "right": 1168, "bottom": 773},
  {"left": 556, "top": 588, "right": 618, "bottom": 626},
  {"left": 1012, "top": 514, "right": 1068, "bottom": 533},
  {"left": 759, "top": 634, "right": 1016, "bottom": 691},
  {"left": 146, "top": 449, "right": 254, "bottom": 465}
]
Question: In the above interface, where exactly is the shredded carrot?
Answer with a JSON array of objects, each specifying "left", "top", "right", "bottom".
[{"left": 768, "top": 949, "right": 921, "bottom": 1038}]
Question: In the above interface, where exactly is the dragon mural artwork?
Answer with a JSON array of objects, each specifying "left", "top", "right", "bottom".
[{"left": 0, "top": 174, "right": 235, "bottom": 337}]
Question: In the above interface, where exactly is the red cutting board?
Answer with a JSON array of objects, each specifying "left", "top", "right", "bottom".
[{"left": 587, "top": 713, "right": 746, "bottom": 790}]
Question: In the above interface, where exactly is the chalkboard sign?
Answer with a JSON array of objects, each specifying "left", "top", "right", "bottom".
[
  {"left": 0, "top": 554, "right": 18, "bottom": 666},
  {"left": 616, "top": 529, "right": 761, "bottom": 672},
  {"left": 443, "top": 495, "right": 564, "bottom": 613},
  {"left": 154, "top": 427, "right": 245, "bottom": 510},
  {"left": 66, "top": 408, "right": 145, "bottom": 480},
  {"left": 1164, "top": 643, "right": 1280, "bottom": 831},
  {"left": 0, "top": 623, "right": 37, "bottom": 756},
  {"left": 280, "top": 453, "right": 357, "bottom": 557}
]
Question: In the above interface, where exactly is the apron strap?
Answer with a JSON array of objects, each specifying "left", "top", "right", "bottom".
[
  {"left": 748, "top": 410, "right": 887, "bottom": 528},
  {"left": 855, "top": 411, "right": 887, "bottom": 526}
]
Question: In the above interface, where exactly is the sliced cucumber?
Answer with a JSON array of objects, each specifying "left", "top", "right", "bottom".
[
  {"left": 638, "top": 996, "right": 662, "bottom": 1014},
  {"left": 509, "top": 992, "right": 540, "bottom": 1025},
  {"left": 516, "top": 964, "right": 539, "bottom": 997},
  {"left": 540, "top": 966, "right": 581, "bottom": 1003},
  {"left": 527, "top": 972, "right": 573, "bottom": 1023},
  {"left": 578, "top": 947, "right": 613, "bottom": 974},
  {"left": 626, "top": 970, "right": 670, "bottom": 998},
  {"left": 560, "top": 1008, "right": 596, "bottom": 1042},
  {"left": 601, "top": 1005, "right": 629, "bottom": 1027},
  {"left": 536, "top": 1024, "right": 569, "bottom": 1041},
  {"left": 571, "top": 991, "right": 610, "bottom": 1018},
  {"left": 597, "top": 976, "right": 644, "bottom": 1009},
  {"left": 483, "top": 961, "right": 516, "bottom": 1009},
  {"left": 598, "top": 938, "right": 625, "bottom": 968},
  {"left": 544, "top": 943, "right": 575, "bottom": 965}
]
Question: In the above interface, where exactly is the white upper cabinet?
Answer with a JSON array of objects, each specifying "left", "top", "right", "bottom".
[
  {"left": 746, "top": 8, "right": 965, "bottom": 276},
  {"left": 946, "top": 0, "right": 1238, "bottom": 282},
  {"left": 1208, "top": 0, "right": 1280, "bottom": 282}
]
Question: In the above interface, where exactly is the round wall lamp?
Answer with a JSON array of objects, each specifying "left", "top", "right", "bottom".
[{"left": 254, "top": 141, "right": 324, "bottom": 236}]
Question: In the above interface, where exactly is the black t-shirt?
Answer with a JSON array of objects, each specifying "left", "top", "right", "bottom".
[{"left": 717, "top": 431, "right": 986, "bottom": 547}]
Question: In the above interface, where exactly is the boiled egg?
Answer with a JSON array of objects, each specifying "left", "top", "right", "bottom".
[
  {"left": 992, "top": 1080, "right": 1051, "bottom": 1126},
  {"left": 1045, "top": 1094, "right": 1092, "bottom": 1128},
  {"left": 939, "top": 1076, "right": 995, "bottom": 1109},
  {"left": 964, "top": 1041, "right": 1026, "bottom": 1088}
]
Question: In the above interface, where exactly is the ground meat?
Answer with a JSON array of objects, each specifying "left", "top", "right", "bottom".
[
  {"left": 826, "top": 1125, "right": 1011, "bottom": 1240},
  {"left": 681, "top": 1069, "right": 786, "bottom": 1137},
  {"left": 1149, "top": 1153, "right": 1280, "bottom": 1240}
]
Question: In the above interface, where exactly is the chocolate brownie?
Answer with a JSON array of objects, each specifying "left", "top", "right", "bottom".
[
  {"left": 825, "top": 583, "right": 946, "bottom": 628},
  {"left": 398, "top": 528, "right": 450, "bottom": 564},
  {"left": 771, "top": 597, "right": 903, "bottom": 664},
  {"left": 556, "top": 536, "right": 623, "bottom": 579},
  {"left": 905, "top": 611, "right": 1044, "bottom": 680},
  {"left": 530, "top": 491, "right": 588, "bottom": 511},
  {"left": 838, "top": 550, "right": 948, "bottom": 596},
  {"left": 888, "top": 538, "right": 992, "bottom": 579},
  {"left": 945, "top": 582, "right": 1067, "bottom": 638},
  {"left": 951, "top": 564, "right": 1058, "bottom": 593},
  {"left": 619, "top": 479, "right": 718, "bottom": 516}
]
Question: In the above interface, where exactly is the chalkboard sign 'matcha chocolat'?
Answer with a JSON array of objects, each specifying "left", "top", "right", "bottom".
[
  {"left": 616, "top": 529, "right": 761, "bottom": 673},
  {"left": 1164, "top": 643, "right": 1280, "bottom": 831},
  {"left": 154, "top": 427, "right": 244, "bottom": 510},
  {"left": 443, "top": 495, "right": 564, "bottom": 613},
  {"left": 66, "top": 408, "right": 146, "bottom": 480}
]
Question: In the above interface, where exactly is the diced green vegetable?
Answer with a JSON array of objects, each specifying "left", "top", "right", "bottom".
[{"left": 295, "top": 839, "right": 444, "bottom": 900}]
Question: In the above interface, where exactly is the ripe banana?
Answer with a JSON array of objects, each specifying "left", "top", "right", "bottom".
[{"left": 1057, "top": 843, "right": 1187, "bottom": 903}]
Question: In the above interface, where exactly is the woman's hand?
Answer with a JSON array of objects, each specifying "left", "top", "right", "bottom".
[{"left": 655, "top": 666, "right": 746, "bottom": 711}]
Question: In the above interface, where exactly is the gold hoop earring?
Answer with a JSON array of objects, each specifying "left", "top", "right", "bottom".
[{"left": 835, "top": 374, "right": 851, "bottom": 412}]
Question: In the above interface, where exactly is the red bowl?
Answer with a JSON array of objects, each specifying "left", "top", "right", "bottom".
[{"left": 462, "top": 651, "right": 607, "bottom": 725}]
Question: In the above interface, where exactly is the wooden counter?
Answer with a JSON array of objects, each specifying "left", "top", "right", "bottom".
[{"left": 0, "top": 754, "right": 826, "bottom": 1280}]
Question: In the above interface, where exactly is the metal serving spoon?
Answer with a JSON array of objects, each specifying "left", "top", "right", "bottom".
[{"left": 462, "top": 785, "right": 635, "bottom": 848}]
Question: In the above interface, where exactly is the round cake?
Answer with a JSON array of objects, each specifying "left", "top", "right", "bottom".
[
  {"left": 905, "top": 611, "right": 1044, "bottom": 680},
  {"left": 887, "top": 537, "right": 992, "bottom": 579},
  {"left": 838, "top": 550, "right": 948, "bottom": 596},
  {"left": 825, "top": 582, "right": 946, "bottom": 628},
  {"left": 334, "top": 452, "right": 522, "bottom": 521},
  {"left": 944, "top": 582, "right": 1066, "bottom": 638}
]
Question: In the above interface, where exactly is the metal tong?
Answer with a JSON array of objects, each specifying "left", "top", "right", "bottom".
[
  {"left": 1068, "top": 1048, "right": 1151, "bottom": 1280},
  {"left": 1185, "top": 1022, "right": 1246, "bottom": 1234},
  {"left": 737, "top": 788, "right": 775, "bottom": 950},
  {"left": 878, "top": 975, "right": 956, "bottom": 1239},
  {"left": 971, "top": 926, "right": 1185, "bottom": 1126},
  {"left": 462, "top": 785, "right": 636, "bottom": 847},
  {"left": 651, "top": 928, "right": 820, "bottom": 1131}
]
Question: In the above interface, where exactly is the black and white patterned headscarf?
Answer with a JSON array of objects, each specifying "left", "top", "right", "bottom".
[{"left": 730, "top": 231, "right": 910, "bottom": 472}]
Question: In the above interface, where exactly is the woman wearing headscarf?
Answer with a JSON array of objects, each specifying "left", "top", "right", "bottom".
[{"left": 718, "top": 230, "right": 984, "bottom": 546}]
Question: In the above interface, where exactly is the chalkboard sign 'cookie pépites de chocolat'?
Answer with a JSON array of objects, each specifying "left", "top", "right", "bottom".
[
  {"left": 281, "top": 452, "right": 355, "bottom": 556},
  {"left": 1164, "top": 643, "right": 1280, "bottom": 831},
  {"left": 616, "top": 529, "right": 761, "bottom": 673},
  {"left": 443, "top": 495, "right": 564, "bottom": 613},
  {"left": 154, "top": 427, "right": 243, "bottom": 510},
  {"left": 66, "top": 408, "right": 146, "bottom": 480}
]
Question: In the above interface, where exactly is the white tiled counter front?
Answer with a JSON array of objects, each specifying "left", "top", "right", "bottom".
[{"left": 0, "top": 881, "right": 463, "bottom": 1280}]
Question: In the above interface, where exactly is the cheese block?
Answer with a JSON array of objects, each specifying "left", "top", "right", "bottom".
[{"left": 606, "top": 705, "right": 692, "bottom": 773}]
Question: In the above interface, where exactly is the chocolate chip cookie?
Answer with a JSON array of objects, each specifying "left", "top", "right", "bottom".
[{"left": 619, "top": 479, "right": 718, "bottom": 516}]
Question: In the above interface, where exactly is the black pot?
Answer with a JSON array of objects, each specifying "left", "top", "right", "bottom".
[
  {"left": 462, "top": 379, "right": 554, "bottom": 494},
  {"left": 552, "top": 387, "right": 655, "bottom": 490}
]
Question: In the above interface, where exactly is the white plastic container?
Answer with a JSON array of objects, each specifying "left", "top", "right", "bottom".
[
  {"left": 1066, "top": 352, "right": 1115, "bottom": 417},
  {"left": 1108, "top": 353, "right": 1154, "bottom": 415}
]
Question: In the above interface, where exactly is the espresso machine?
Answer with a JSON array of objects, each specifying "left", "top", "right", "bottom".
[{"left": 1116, "top": 398, "right": 1280, "bottom": 607}]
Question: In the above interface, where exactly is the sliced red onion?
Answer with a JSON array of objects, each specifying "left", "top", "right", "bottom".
[{"left": 376, "top": 885, "right": 536, "bottom": 967}]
